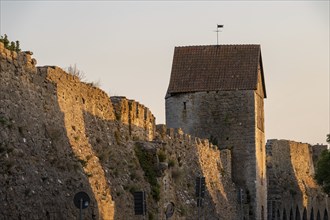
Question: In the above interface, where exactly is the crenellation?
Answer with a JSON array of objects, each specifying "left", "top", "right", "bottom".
[
  {"left": 184, "top": 133, "right": 191, "bottom": 144},
  {"left": 201, "top": 138, "right": 209, "bottom": 146},
  {"left": 156, "top": 124, "right": 167, "bottom": 138},
  {"left": 166, "top": 127, "right": 175, "bottom": 138},
  {"left": 110, "top": 96, "right": 155, "bottom": 141},
  {"left": 195, "top": 137, "right": 201, "bottom": 145}
]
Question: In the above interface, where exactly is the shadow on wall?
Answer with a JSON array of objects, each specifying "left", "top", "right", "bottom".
[
  {"left": 266, "top": 140, "right": 329, "bottom": 220},
  {"left": 0, "top": 63, "right": 99, "bottom": 218},
  {"left": 44, "top": 66, "right": 117, "bottom": 219},
  {"left": 160, "top": 126, "right": 237, "bottom": 219},
  {"left": 157, "top": 127, "right": 240, "bottom": 219},
  {"left": 82, "top": 109, "right": 241, "bottom": 219},
  {"left": 1, "top": 45, "right": 239, "bottom": 219},
  {"left": 82, "top": 110, "right": 152, "bottom": 219}
]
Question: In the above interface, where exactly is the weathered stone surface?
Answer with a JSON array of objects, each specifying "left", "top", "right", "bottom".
[
  {"left": 0, "top": 42, "right": 239, "bottom": 219},
  {"left": 110, "top": 96, "right": 155, "bottom": 141},
  {"left": 166, "top": 87, "right": 267, "bottom": 219},
  {"left": 266, "top": 139, "right": 329, "bottom": 220}
]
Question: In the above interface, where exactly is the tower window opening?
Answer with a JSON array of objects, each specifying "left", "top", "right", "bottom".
[{"left": 183, "top": 102, "right": 186, "bottom": 110}]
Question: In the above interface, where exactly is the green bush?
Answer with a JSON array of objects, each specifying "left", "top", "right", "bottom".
[
  {"left": 134, "top": 144, "right": 160, "bottom": 201},
  {"left": 315, "top": 149, "right": 330, "bottom": 195},
  {"left": 151, "top": 184, "right": 160, "bottom": 201},
  {"left": 0, "top": 34, "right": 21, "bottom": 52}
]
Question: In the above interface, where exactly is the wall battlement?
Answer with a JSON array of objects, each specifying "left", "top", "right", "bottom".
[
  {"left": 110, "top": 96, "right": 155, "bottom": 141},
  {"left": 157, "top": 124, "right": 216, "bottom": 148},
  {"left": 156, "top": 124, "right": 232, "bottom": 178}
]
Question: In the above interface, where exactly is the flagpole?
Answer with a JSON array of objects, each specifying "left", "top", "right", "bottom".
[{"left": 216, "top": 24, "right": 224, "bottom": 45}]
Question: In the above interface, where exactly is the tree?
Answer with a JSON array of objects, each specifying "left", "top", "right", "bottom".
[
  {"left": 65, "top": 64, "right": 101, "bottom": 87},
  {"left": 15, "top": 40, "right": 21, "bottom": 52},
  {"left": 0, "top": 34, "right": 21, "bottom": 52},
  {"left": 1, "top": 34, "right": 10, "bottom": 48},
  {"left": 66, "top": 64, "right": 86, "bottom": 81},
  {"left": 315, "top": 134, "right": 330, "bottom": 195}
]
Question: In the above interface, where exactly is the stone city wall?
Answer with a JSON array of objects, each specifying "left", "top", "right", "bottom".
[
  {"left": 266, "top": 139, "right": 329, "bottom": 220},
  {"left": 154, "top": 125, "right": 239, "bottom": 219},
  {"left": 110, "top": 96, "right": 155, "bottom": 141},
  {"left": 0, "top": 42, "right": 239, "bottom": 219}
]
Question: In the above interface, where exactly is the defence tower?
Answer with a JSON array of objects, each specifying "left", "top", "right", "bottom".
[{"left": 165, "top": 44, "right": 267, "bottom": 220}]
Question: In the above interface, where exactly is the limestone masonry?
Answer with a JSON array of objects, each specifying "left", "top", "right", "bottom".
[{"left": 0, "top": 42, "right": 329, "bottom": 220}]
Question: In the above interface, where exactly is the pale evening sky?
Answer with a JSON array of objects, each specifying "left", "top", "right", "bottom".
[{"left": 0, "top": 1, "right": 329, "bottom": 145}]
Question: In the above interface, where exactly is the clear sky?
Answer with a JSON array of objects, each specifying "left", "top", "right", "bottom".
[{"left": 1, "top": 1, "right": 329, "bottom": 145}]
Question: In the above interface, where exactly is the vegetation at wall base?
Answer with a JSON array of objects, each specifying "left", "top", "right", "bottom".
[
  {"left": 134, "top": 143, "right": 160, "bottom": 201},
  {"left": 314, "top": 134, "right": 330, "bottom": 195}
]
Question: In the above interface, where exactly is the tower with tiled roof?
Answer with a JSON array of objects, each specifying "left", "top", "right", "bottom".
[{"left": 165, "top": 44, "right": 267, "bottom": 220}]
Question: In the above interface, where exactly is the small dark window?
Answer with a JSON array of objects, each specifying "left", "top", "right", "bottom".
[
  {"left": 310, "top": 208, "right": 314, "bottom": 220},
  {"left": 324, "top": 209, "right": 328, "bottom": 220},
  {"left": 283, "top": 208, "right": 287, "bottom": 220},
  {"left": 295, "top": 206, "right": 301, "bottom": 220},
  {"left": 183, "top": 102, "right": 186, "bottom": 110},
  {"left": 302, "top": 208, "right": 307, "bottom": 220}
]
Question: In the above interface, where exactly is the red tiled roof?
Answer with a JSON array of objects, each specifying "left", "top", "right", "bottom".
[{"left": 167, "top": 45, "right": 265, "bottom": 96}]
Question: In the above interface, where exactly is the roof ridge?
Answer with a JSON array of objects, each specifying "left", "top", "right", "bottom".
[{"left": 175, "top": 44, "right": 260, "bottom": 48}]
